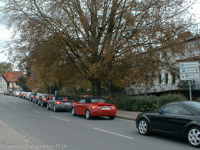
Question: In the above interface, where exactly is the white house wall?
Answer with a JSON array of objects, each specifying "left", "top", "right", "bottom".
[{"left": 0, "top": 76, "right": 7, "bottom": 93}]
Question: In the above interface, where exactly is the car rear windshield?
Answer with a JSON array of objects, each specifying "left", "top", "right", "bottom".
[
  {"left": 57, "top": 97, "right": 69, "bottom": 100},
  {"left": 43, "top": 95, "right": 49, "bottom": 97},
  {"left": 91, "top": 99, "right": 106, "bottom": 103},
  {"left": 186, "top": 102, "right": 200, "bottom": 111}
]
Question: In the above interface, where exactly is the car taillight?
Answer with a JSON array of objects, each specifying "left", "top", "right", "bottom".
[
  {"left": 63, "top": 99, "right": 68, "bottom": 101},
  {"left": 31, "top": 96, "right": 34, "bottom": 98},
  {"left": 48, "top": 97, "right": 53, "bottom": 99},
  {"left": 73, "top": 102, "right": 77, "bottom": 104},
  {"left": 36, "top": 96, "right": 40, "bottom": 99},
  {"left": 43, "top": 98, "right": 47, "bottom": 101},
  {"left": 56, "top": 101, "right": 62, "bottom": 105},
  {"left": 92, "top": 106, "right": 98, "bottom": 109},
  {"left": 111, "top": 106, "right": 117, "bottom": 110}
]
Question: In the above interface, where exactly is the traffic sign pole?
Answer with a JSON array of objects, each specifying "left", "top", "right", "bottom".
[{"left": 189, "top": 81, "right": 192, "bottom": 101}]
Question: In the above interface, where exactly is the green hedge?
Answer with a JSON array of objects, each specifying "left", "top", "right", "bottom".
[
  {"left": 108, "top": 93, "right": 187, "bottom": 112},
  {"left": 158, "top": 93, "right": 187, "bottom": 108}
]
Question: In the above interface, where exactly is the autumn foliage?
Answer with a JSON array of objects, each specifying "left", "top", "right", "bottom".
[{"left": 2, "top": 0, "right": 198, "bottom": 96}]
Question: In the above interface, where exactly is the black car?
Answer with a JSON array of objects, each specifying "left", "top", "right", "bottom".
[{"left": 136, "top": 101, "right": 200, "bottom": 147}]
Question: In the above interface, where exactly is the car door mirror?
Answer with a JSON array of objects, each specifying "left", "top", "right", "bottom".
[{"left": 158, "top": 109, "right": 164, "bottom": 115}]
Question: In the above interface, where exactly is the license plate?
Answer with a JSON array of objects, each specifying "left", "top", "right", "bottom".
[
  {"left": 64, "top": 103, "right": 71, "bottom": 106},
  {"left": 101, "top": 107, "right": 110, "bottom": 110}
]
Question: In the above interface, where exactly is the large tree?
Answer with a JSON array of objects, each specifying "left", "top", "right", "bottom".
[
  {"left": 0, "top": 62, "right": 12, "bottom": 74},
  {"left": 2, "top": 0, "right": 198, "bottom": 96},
  {"left": 27, "top": 34, "right": 84, "bottom": 92}
]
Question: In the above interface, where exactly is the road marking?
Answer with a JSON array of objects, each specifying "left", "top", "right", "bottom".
[
  {"left": 51, "top": 116, "right": 69, "bottom": 122},
  {"left": 32, "top": 110, "right": 41, "bottom": 114},
  {"left": 93, "top": 128, "right": 134, "bottom": 140}
]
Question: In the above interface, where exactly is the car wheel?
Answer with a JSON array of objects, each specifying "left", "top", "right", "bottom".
[
  {"left": 85, "top": 109, "right": 91, "bottom": 120},
  {"left": 47, "top": 104, "right": 50, "bottom": 110},
  {"left": 72, "top": 108, "right": 77, "bottom": 116},
  {"left": 138, "top": 119, "right": 149, "bottom": 135},
  {"left": 53, "top": 105, "right": 57, "bottom": 112},
  {"left": 109, "top": 116, "right": 116, "bottom": 120},
  {"left": 188, "top": 127, "right": 200, "bottom": 147}
]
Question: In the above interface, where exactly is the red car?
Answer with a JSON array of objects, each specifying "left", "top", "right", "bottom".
[{"left": 72, "top": 97, "right": 116, "bottom": 120}]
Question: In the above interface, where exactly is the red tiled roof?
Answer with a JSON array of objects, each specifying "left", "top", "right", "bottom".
[{"left": 2, "top": 71, "right": 25, "bottom": 82}]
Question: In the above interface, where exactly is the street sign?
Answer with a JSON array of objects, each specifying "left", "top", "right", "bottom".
[
  {"left": 179, "top": 61, "right": 200, "bottom": 81},
  {"left": 179, "top": 68, "right": 199, "bottom": 73},
  {"left": 179, "top": 62, "right": 199, "bottom": 68},
  {"left": 180, "top": 73, "right": 200, "bottom": 80},
  {"left": 179, "top": 61, "right": 200, "bottom": 101}
]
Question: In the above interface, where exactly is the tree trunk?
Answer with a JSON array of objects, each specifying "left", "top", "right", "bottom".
[{"left": 90, "top": 79, "right": 101, "bottom": 96}]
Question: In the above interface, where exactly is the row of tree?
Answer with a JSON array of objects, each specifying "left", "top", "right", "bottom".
[{"left": 2, "top": 0, "right": 199, "bottom": 96}]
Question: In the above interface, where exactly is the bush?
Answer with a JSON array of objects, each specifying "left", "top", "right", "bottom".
[
  {"left": 109, "top": 93, "right": 187, "bottom": 112},
  {"left": 109, "top": 95, "right": 158, "bottom": 111},
  {"left": 132, "top": 95, "right": 159, "bottom": 111},
  {"left": 158, "top": 93, "right": 187, "bottom": 108}
]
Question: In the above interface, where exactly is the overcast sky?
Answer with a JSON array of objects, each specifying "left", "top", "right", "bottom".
[
  {"left": 0, "top": 1, "right": 12, "bottom": 63},
  {"left": 0, "top": 1, "right": 200, "bottom": 63}
]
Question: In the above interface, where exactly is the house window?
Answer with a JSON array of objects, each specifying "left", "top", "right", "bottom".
[
  {"left": 172, "top": 73, "right": 176, "bottom": 84},
  {"left": 159, "top": 74, "right": 162, "bottom": 84},
  {"left": 165, "top": 73, "right": 168, "bottom": 84}
]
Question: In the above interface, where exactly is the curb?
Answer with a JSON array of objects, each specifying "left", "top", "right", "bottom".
[{"left": 116, "top": 116, "right": 136, "bottom": 121}]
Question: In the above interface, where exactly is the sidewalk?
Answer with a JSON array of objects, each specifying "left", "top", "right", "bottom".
[
  {"left": 0, "top": 119, "right": 56, "bottom": 150},
  {"left": 116, "top": 110, "right": 141, "bottom": 121},
  {"left": 0, "top": 119, "right": 38, "bottom": 150}
]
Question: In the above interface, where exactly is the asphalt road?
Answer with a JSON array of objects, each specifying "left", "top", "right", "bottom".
[{"left": 0, "top": 95, "right": 197, "bottom": 150}]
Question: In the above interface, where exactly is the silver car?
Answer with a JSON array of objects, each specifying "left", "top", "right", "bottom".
[{"left": 47, "top": 95, "right": 75, "bottom": 112}]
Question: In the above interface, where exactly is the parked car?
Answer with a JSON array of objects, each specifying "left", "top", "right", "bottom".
[
  {"left": 28, "top": 93, "right": 36, "bottom": 102},
  {"left": 38, "top": 94, "right": 53, "bottom": 107},
  {"left": 47, "top": 95, "right": 75, "bottom": 112},
  {"left": 136, "top": 101, "right": 200, "bottom": 147},
  {"left": 25, "top": 92, "right": 33, "bottom": 100},
  {"left": 19, "top": 91, "right": 24, "bottom": 98},
  {"left": 72, "top": 97, "right": 116, "bottom": 120},
  {"left": 32, "top": 93, "right": 43, "bottom": 104},
  {"left": 4, "top": 91, "right": 10, "bottom": 95},
  {"left": 19, "top": 91, "right": 26, "bottom": 98},
  {"left": 13, "top": 91, "right": 21, "bottom": 97},
  {"left": 21, "top": 92, "right": 28, "bottom": 99}
]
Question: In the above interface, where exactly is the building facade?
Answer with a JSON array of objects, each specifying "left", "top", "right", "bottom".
[
  {"left": 127, "top": 34, "right": 200, "bottom": 95},
  {"left": 0, "top": 75, "right": 7, "bottom": 94},
  {"left": 2, "top": 71, "right": 25, "bottom": 92}
]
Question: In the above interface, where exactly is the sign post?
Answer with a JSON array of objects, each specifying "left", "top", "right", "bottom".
[{"left": 179, "top": 61, "right": 200, "bottom": 101}]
